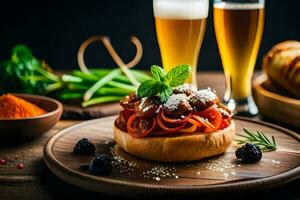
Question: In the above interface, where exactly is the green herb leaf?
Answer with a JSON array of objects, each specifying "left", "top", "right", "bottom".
[
  {"left": 137, "top": 79, "right": 164, "bottom": 97},
  {"left": 151, "top": 65, "right": 165, "bottom": 82},
  {"left": 160, "top": 85, "right": 173, "bottom": 103},
  {"left": 11, "top": 45, "right": 33, "bottom": 63},
  {"left": 136, "top": 64, "right": 191, "bottom": 102},
  {"left": 165, "top": 64, "right": 191, "bottom": 87},
  {"left": 235, "top": 129, "right": 277, "bottom": 152}
]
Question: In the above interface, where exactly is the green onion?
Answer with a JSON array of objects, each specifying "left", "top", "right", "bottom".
[
  {"left": 95, "top": 87, "right": 132, "bottom": 96},
  {"left": 62, "top": 74, "right": 83, "bottom": 83},
  {"left": 82, "top": 96, "right": 122, "bottom": 107},
  {"left": 45, "top": 82, "right": 64, "bottom": 93},
  {"left": 107, "top": 81, "right": 137, "bottom": 92},
  {"left": 67, "top": 83, "right": 89, "bottom": 91},
  {"left": 57, "top": 92, "right": 84, "bottom": 100},
  {"left": 83, "top": 69, "right": 122, "bottom": 101},
  {"left": 71, "top": 70, "right": 99, "bottom": 82}
]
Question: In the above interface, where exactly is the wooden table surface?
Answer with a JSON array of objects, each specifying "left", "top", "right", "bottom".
[{"left": 0, "top": 72, "right": 299, "bottom": 200}]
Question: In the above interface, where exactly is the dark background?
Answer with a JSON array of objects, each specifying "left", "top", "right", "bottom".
[{"left": 0, "top": 0, "right": 299, "bottom": 71}]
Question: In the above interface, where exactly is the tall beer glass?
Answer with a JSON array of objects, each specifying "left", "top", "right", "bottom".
[
  {"left": 214, "top": 0, "right": 264, "bottom": 116},
  {"left": 153, "top": 0, "right": 209, "bottom": 86}
]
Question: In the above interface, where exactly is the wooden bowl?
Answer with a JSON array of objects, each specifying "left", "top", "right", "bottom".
[
  {"left": 0, "top": 93, "right": 63, "bottom": 140},
  {"left": 253, "top": 74, "right": 300, "bottom": 128}
]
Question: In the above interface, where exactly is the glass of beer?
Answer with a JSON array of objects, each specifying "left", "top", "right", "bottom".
[
  {"left": 214, "top": 0, "right": 264, "bottom": 116},
  {"left": 153, "top": 0, "right": 209, "bottom": 87}
]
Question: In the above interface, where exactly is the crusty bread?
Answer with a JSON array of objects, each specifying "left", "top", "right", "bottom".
[
  {"left": 114, "top": 121, "right": 235, "bottom": 162},
  {"left": 263, "top": 40, "right": 300, "bottom": 98}
]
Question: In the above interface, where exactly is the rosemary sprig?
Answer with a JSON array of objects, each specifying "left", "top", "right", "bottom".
[{"left": 235, "top": 128, "right": 277, "bottom": 152}]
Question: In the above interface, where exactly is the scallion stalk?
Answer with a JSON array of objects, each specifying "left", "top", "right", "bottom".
[
  {"left": 95, "top": 87, "right": 132, "bottom": 96},
  {"left": 62, "top": 74, "right": 83, "bottom": 83},
  {"left": 107, "top": 81, "right": 137, "bottom": 91},
  {"left": 72, "top": 70, "right": 99, "bottom": 82},
  {"left": 46, "top": 82, "right": 64, "bottom": 93},
  {"left": 67, "top": 83, "right": 90, "bottom": 91},
  {"left": 57, "top": 92, "right": 84, "bottom": 100},
  {"left": 82, "top": 96, "right": 122, "bottom": 107},
  {"left": 83, "top": 69, "right": 122, "bottom": 101}
]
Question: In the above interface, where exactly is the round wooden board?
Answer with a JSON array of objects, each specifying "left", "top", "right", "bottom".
[{"left": 44, "top": 116, "right": 300, "bottom": 197}]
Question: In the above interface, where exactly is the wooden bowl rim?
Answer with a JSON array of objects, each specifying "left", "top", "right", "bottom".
[
  {"left": 44, "top": 116, "right": 300, "bottom": 195},
  {"left": 253, "top": 74, "right": 300, "bottom": 106},
  {"left": 0, "top": 93, "right": 63, "bottom": 121}
]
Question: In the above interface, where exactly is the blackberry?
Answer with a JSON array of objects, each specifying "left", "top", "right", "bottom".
[
  {"left": 235, "top": 143, "right": 262, "bottom": 163},
  {"left": 89, "top": 154, "right": 111, "bottom": 175},
  {"left": 235, "top": 147, "right": 243, "bottom": 159},
  {"left": 73, "top": 138, "right": 95, "bottom": 155}
]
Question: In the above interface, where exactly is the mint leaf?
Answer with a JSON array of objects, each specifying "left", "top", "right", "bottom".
[
  {"left": 136, "top": 64, "right": 191, "bottom": 102},
  {"left": 165, "top": 64, "right": 191, "bottom": 87},
  {"left": 137, "top": 79, "right": 164, "bottom": 97},
  {"left": 151, "top": 65, "right": 165, "bottom": 82},
  {"left": 160, "top": 85, "right": 173, "bottom": 103}
]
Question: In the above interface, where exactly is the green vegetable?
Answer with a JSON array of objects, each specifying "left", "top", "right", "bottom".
[
  {"left": 62, "top": 74, "right": 83, "bottom": 83},
  {"left": 0, "top": 44, "right": 151, "bottom": 107},
  {"left": 82, "top": 96, "right": 123, "bottom": 107},
  {"left": 106, "top": 81, "right": 137, "bottom": 92},
  {"left": 96, "top": 87, "right": 133, "bottom": 96},
  {"left": 0, "top": 45, "right": 62, "bottom": 94},
  {"left": 71, "top": 70, "right": 99, "bottom": 82},
  {"left": 137, "top": 64, "right": 191, "bottom": 102},
  {"left": 84, "top": 68, "right": 121, "bottom": 101},
  {"left": 56, "top": 91, "right": 84, "bottom": 100},
  {"left": 235, "top": 129, "right": 277, "bottom": 152}
]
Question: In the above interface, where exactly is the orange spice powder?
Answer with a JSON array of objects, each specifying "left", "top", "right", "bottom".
[{"left": 0, "top": 94, "right": 46, "bottom": 119}]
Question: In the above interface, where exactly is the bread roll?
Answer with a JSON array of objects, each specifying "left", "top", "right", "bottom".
[
  {"left": 263, "top": 40, "right": 300, "bottom": 98},
  {"left": 114, "top": 121, "right": 235, "bottom": 162}
]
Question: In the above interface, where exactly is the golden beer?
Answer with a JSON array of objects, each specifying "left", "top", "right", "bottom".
[
  {"left": 153, "top": 0, "right": 209, "bottom": 86},
  {"left": 214, "top": 2, "right": 264, "bottom": 101}
]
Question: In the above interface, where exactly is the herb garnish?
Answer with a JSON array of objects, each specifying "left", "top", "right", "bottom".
[
  {"left": 137, "top": 64, "right": 191, "bottom": 102},
  {"left": 235, "top": 129, "right": 277, "bottom": 152}
]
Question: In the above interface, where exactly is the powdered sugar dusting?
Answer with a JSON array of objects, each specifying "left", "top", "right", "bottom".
[
  {"left": 174, "top": 83, "right": 197, "bottom": 94},
  {"left": 189, "top": 88, "right": 217, "bottom": 103},
  {"left": 138, "top": 97, "right": 147, "bottom": 111},
  {"left": 163, "top": 93, "right": 188, "bottom": 111}
]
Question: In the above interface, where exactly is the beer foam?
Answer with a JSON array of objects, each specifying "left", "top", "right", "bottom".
[
  {"left": 213, "top": 1, "right": 264, "bottom": 10},
  {"left": 153, "top": 0, "right": 209, "bottom": 20}
]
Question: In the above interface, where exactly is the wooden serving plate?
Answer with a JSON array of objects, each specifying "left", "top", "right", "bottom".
[
  {"left": 253, "top": 74, "right": 300, "bottom": 128},
  {"left": 44, "top": 116, "right": 300, "bottom": 197}
]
